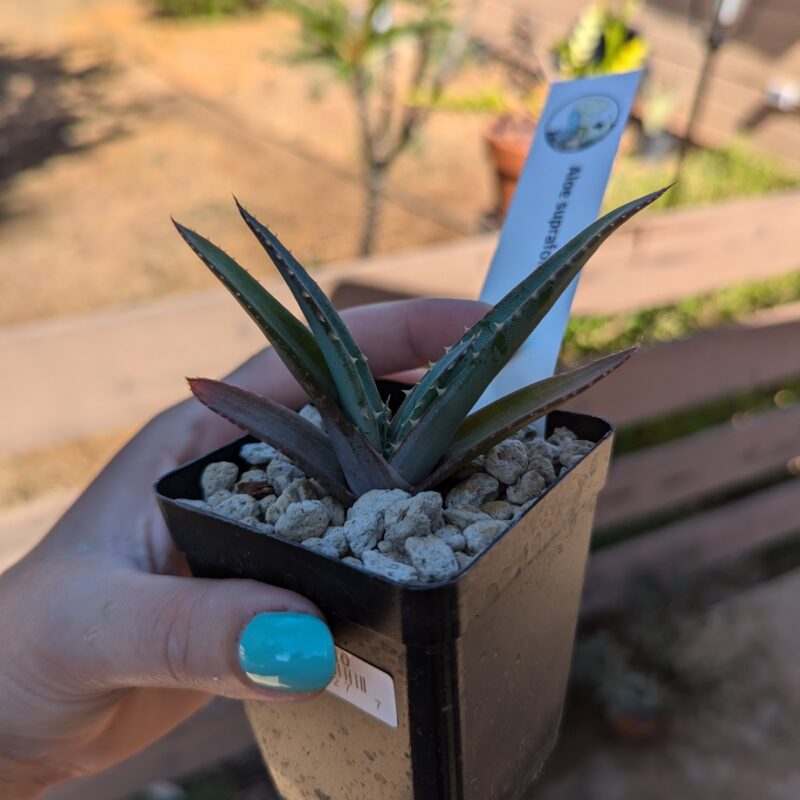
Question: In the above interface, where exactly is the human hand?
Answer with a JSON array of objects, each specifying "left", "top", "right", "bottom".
[{"left": 0, "top": 298, "right": 488, "bottom": 798}]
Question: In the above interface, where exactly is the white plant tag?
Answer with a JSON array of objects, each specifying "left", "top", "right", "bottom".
[
  {"left": 477, "top": 71, "right": 642, "bottom": 415},
  {"left": 326, "top": 646, "right": 398, "bottom": 728}
]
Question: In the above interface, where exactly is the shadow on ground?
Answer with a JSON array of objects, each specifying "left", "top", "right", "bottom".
[{"left": 0, "top": 48, "right": 123, "bottom": 215}]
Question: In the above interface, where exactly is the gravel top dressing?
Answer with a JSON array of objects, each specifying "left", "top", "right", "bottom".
[{"left": 178, "top": 405, "right": 594, "bottom": 584}]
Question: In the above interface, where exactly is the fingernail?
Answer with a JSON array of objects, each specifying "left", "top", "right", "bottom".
[{"left": 239, "top": 612, "right": 335, "bottom": 693}]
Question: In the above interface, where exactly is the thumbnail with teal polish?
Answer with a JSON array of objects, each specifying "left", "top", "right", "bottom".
[{"left": 239, "top": 612, "right": 335, "bottom": 692}]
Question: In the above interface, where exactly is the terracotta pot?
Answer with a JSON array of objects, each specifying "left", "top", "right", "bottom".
[{"left": 484, "top": 115, "right": 537, "bottom": 219}]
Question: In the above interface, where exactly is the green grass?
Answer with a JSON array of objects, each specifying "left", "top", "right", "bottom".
[
  {"left": 561, "top": 269, "right": 800, "bottom": 364},
  {"left": 151, "top": 0, "right": 266, "bottom": 17},
  {"left": 604, "top": 142, "right": 798, "bottom": 213}
]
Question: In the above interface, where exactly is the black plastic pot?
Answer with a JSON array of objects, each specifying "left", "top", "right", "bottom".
[{"left": 156, "top": 397, "right": 613, "bottom": 800}]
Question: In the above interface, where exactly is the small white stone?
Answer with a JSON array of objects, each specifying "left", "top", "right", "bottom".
[
  {"left": 436, "top": 526, "right": 466, "bottom": 552},
  {"left": 275, "top": 500, "right": 330, "bottom": 542},
  {"left": 206, "top": 489, "right": 232, "bottom": 507},
  {"left": 264, "top": 490, "right": 295, "bottom": 524},
  {"left": 443, "top": 507, "right": 493, "bottom": 530},
  {"left": 404, "top": 535, "right": 459, "bottom": 582},
  {"left": 524, "top": 438, "right": 560, "bottom": 463},
  {"left": 243, "top": 517, "right": 275, "bottom": 535},
  {"left": 463, "top": 519, "right": 507, "bottom": 555},
  {"left": 445, "top": 473, "right": 499, "bottom": 509},
  {"left": 342, "top": 556, "right": 363, "bottom": 568},
  {"left": 510, "top": 423, "right": 539, "bottom": 442},
  {"left": 343, "top": 512, "right": 382, "bottom": 556},
  {"left": 177, "top": 498, "right": 207, "bottom": 510},
  {"left": 299, "top": 404, "right": 324, "bottom": 428},
  {"left": 264, "top": 478, "right": 319, "bottom": 523},
  {"left": 239, "top": 468, "right": 269, "bottom": 483},
  {"left": 383, "top": 506, "right": 431, "bottom": 548},
  {"left": 214, "top": 493, "right": 258, "bottom": 522},
  {"left": 362, "top": 550, "right": 418, "bottom": 582},
  {"left": 527, "top": 454, "right": 557, "bottom": 485},
  {"left": 302, "top": 537, "right": 340, "bottom": 558},
  {"left": 201, "top": 462, "right": 239, "bottom": 498},
  {"left": 484, "top": 440, "right": 528, "bottom": 485},
  {"left": 240, "top": 442, "right": 278, "bottom": 465},
  {"left": 348, "top": 488, "right": 411, "bottom": 521},
  {"left": 321, "top": 496, "right": 346, "bottom": 527},
  {"left": 321, "top": 526, "right": 349, "bottom": 557},
  {"left": 548, "top": 426, "right": 578, "bottom": 446},
  {"left": 258, "top": 494, "right": 278, "bottom": 516},
  {"left": 455, "top": 551, "right": 476, "bottom": 569},
  {"left": 267, "top": 458, "right": 305, "bottom": 493},
  {"left": 481, "top": 500, "right": 515, "bottom": 520},
  {"left": 559, "top": 440, "right": 594, "bottom": 469},
  {"left": 506, "top": 470, "right": 546, "bottom": 504}
]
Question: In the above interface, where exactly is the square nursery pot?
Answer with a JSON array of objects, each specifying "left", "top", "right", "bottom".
[{"left": 155, "top": 383, "right": 613, "bottom": 800}]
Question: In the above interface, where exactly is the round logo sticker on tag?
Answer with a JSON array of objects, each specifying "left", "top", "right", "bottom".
[{"left": 545, "top": 95, "right": 620, "bottom": 153}]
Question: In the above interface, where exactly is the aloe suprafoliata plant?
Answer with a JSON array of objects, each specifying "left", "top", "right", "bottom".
[{"left": 175, "top": 187, "right": 666, "bottom": 505}]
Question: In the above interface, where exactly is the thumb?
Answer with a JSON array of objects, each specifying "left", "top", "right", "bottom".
[{"left": 76, "top": 569, "right": 336, "bottom": 701}]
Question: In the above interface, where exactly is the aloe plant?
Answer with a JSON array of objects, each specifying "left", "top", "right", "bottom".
[{"left": 176, "top": 187, "right": 666, "bottom": 502}]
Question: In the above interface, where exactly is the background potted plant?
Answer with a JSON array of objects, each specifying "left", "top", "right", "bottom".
[
  {"left": 156, "top": 186, "right": 665, "bottom": 798},
  {"left": 481, "top": 0, "right": 650, "bottom": 219}
]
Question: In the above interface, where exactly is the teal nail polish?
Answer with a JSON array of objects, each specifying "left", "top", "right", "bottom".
[{"left": 239, "top": 612, "right": 335, "bottom": 692}]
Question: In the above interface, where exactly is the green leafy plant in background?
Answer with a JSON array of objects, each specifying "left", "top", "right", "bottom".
[
  {"left": 174, "top": 188, "right": 665, "bottom": 501},
  {"left": 553, "top": 0, "right": 647, "bottom": 78},
  {"left": 604, "top": 142, "right": 799, "bottom": 213},
  {"left": 152, "top": 0, "right": 266, "bottom": 17},
  {"left": 278, "top": 0, "right": 470, "bottom": 255}
]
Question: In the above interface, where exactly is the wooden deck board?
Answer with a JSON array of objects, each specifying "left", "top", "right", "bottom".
[
  {"left": 583, "top": 477, "right": 800, "bottom": 615},
  {"left": 566, "top": 308, "right": 800, "bottom": 427},
  {"left": 595, "top": 404, "right": 800, "bottom": 532}
]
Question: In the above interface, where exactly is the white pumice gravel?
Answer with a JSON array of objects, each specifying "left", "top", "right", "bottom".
[
  {"left": 206, "top": 489, "right": 233, "bottom": 507},
  {"left": 443, "top": 507, "right": 493, "bottom": 530},
  {"left": 267, "top": 459, "right": 305, "bottom": 493},
  {"left": 240, "top": 442, "right": 277, "bottom": 465},
  {"left": 275, "top": 500, "right": 330, "bottom": 542},
  {"left": 298, "top": 404, "right": 324, "bottom": 428},
  {"left": 436, "top": 526, "right": 466, "bottom": 552},
  {"left": 343, "top": 513, "right": 382, "bottom": 556},
  {"left": 362, "top": 550, "right": 418, "bottom": 582},
  {"left": 239, "top": 468, "right": 269, "bottom": 483},
  {"left": 180, "top": 420, "right": 596, "bottom": 583},
  {"left": 213, "top": 493, "right": 258, "bottom": 522},
  {"left": 506, "top": 470, "right": 547, "bottom": 505},
  {"left": 481, "top": 500, "right": 515, "bottom": 520},
  {"left": 321, "top": 526, "right": 349, "bottom": 557},
  {"left": 484, "top": 440, "right": 529, "bottom": 485},
  {"left": 463, "top": 520, "right": 507, "bottom": 556},
  {"left": 200, "top": 462, "right": 238, "bottom": 498},
  {"left": 404, "top": 535, "right": 459, "bottom": 582},
  {"left": 559, "top": 439, "right": 594, "bottom": 469},
  {"left": 445, "top": 473, "right": 500, "bottom": 509}
]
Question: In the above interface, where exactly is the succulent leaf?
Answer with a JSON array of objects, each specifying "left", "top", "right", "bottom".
[
  {"left": 389, "top": 187, "right": 666, "bottom": 484},
  {"left": 173, "top": 221, "right": 337, "bottom": 402},
  {"left": 322, "top": 406, "right": 413, "bottom": 494},
  {"left": 235, "top": 200, "right": 387, "bottom": 449},
  {"left": 417, "top": 349, "right": 635, "bottom": 489},
  {"left": 189, "top": 378, "right": 354, "bottom": 503}
]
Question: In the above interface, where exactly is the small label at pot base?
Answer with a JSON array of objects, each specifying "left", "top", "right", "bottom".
[{"left": 326, "top": 647, "right": 397, "bottom": 728}]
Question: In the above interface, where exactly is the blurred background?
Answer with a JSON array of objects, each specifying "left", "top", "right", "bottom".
[{"left": 2, "top": 0, "right": 799, "bottom": 797}]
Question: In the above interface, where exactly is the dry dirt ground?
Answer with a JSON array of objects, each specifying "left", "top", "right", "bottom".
[{"left": 0, "top": 0, "right": 497, "bottom": 328}]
